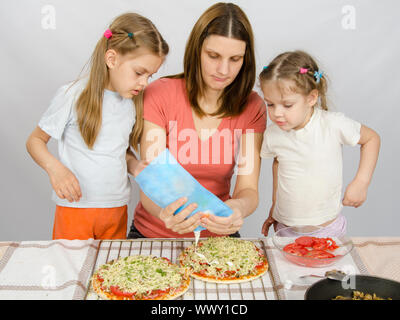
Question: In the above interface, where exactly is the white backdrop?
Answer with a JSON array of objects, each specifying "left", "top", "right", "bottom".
[{"left": 1, "top": 0, "right": 399, "bottom": 240}]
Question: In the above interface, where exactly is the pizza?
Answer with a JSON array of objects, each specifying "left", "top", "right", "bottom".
[
  {"left": 179, "top": 237, "right": 269, "bottom": 283},
  {"left": 91, "top": 255, "right": 190, "bottom": 300}
]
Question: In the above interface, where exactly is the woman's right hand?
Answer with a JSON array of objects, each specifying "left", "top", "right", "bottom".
[
  {"left": 159, "top": 197, "right": 203, "bottom": 234},
  {"left": 48, "top": 162, "right": 82, "bottom": 202}
]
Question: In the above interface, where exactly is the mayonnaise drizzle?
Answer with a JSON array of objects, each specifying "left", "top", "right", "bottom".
[
  {"left": 194, "top": 230, "right": 201, "bottom": 248},
  {"left": 194, "top": 230, "right": 208, "bottom": 261}
]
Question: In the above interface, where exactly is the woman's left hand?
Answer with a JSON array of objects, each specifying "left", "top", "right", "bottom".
[{"left": 200, "top": 199, "right": 244, "bottom": 235}]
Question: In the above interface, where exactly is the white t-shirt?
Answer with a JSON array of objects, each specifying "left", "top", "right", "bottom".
[
  {"left": 260, "top": 107, "right": 361, "bottom": 226},
  {"left": 39, "top": 79, "right": 135, "bottom": 208}
]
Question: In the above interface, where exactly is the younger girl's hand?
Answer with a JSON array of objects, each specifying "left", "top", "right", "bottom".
[
  {"left": 199, "top": 199, "right": 244, "bottom": 235},
  {"left": 342, "top": 179, "right": 368, "bottom": 208},
  {"left": 48, "top": 163, "right": 82, "bottom": 202},
  {"left": 261, "top": 204, "right": 277, "bottom": 236}
]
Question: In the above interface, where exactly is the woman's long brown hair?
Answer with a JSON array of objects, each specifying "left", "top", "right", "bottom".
[
  {"left": 168, "top": 2, "right": 256, "bottom": 118},
  {"left": 75, "top": 13, "right": 168, "bottom": 151}
]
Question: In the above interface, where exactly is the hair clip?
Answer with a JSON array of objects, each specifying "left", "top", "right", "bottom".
[
  {"left": 314, "top": 70, "right": 323, "bottom": 83},
  {"left": 299, "top": 68, "right": 308, "bottom": 74},
  {"left": 263, "top": 65, "right": 269, "bottom": 70},
  {"left": 104, "top": 29, "right": 113, "bottom": 39},
  {"left": 128, "top": 32, "right": 134, "bottom": 39}
]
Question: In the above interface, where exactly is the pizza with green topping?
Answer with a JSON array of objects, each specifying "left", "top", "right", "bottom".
[
  {"left": 179, "top": 237, "right": 269, "bottom": 283},
  {"left": 91, "top": 255, "right": 190, "bottom": 300}
]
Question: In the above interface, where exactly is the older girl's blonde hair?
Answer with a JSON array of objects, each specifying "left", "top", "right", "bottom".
[
  {"left": 259, "top": 50, "right": 328, "bottom": 110},
  {"left": 75, "top": 12, "right": 168, "bottom": 150}
]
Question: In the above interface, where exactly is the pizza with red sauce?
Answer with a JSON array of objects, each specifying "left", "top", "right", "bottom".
[
  {"left": 91, "top": 255, "right": 190, "bottom": 300},
  {"left": 179, "top": 237, "right": 268, "bottom": 283}
]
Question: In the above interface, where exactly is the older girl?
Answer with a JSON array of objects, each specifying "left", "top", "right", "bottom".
[{"left": 26, "top": 13, "right": 168, "bottom": 240}]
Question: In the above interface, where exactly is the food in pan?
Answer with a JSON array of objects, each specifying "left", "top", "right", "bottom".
[
  {"left": 91, "top": 255, "right": 190, "bottom": 300},
  {"left": 332, "top": 291, "right": 392, "bottom": 300},
  {"left": 283, "top": 236, "right": 339, "bottom": 259},
  {"left": 179, "top": 237, "right": 268, "bottom": 283}
]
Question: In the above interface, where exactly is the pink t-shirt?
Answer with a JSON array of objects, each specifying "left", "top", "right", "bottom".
[{"left": 134, "top": 78, "right": 266, "bottom": 238}]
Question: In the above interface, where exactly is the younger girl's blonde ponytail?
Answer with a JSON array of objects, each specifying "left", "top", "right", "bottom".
[{"left": 259, "top": 50, "right": 329, "bottom": 111}]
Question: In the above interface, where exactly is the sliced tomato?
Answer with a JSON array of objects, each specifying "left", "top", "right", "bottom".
[
  {"left": 283, "top": 243, "right": 309, "bottom": 256},
  {"left": 155, "top": 288, "right": 169, "bottom": 295},
  {"left": 310, "top": 237, "right": 340, "bottom": 251},
  {"left": 283, "top": 243, "right": 303, "bottom": 251},
  {"left": 311, "top": 238, "right": 329, "bottom": 250},
  {"left": 329, "top": 244, "right": 339, "bottom": 251},
  {"left": 97, "top": 274, "right": 104, "bottom": 283},
  {"left": 110, "top": 285, "right": 135, "bottom": 298},
  {"left": 224, "top": 270, "right": 236, "bottom": 276},
  {"left": 325, "top": 238, "right": 339, "bottom": 251},
  {"left": 144, "top": 288, "right": 171, "bottom": 299},
  {"left": 197, "top": 269, "right": 208, "bottom": 276},
  {"left": 295, "top": 236, "right": 314, "bottom": 247},
  {"left": 161, "top": 257, "right": 172, "bottom": 265},
  {"left": 256, "top": 247, "right": 265, "bottom": 257},
  {"left": 304, "top": 249, "right": 335, "bottom": 259}
]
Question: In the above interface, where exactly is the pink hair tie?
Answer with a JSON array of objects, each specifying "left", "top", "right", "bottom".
[
  {"left": 299, "top": 68, "right": 308, "bottom": 74},
  {"left": 104, "top": 28, "right": 113, "bottom": 39}
]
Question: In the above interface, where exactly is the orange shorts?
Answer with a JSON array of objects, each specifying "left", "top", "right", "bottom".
[{"left": 52, "top": 205, "right": 127, "bottom": 240}]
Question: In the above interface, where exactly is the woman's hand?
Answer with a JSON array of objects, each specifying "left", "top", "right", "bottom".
[
  {"left": 48, "top": 162, "right": 82, "bottom": 202},
  {"left": 159, "top": 197, "right": 203, "bottom": 234},
  {"left": 261, "top": 203, "right": 277, "bottom": 236},
  {"left": 199, "top": 199, "right": 244, "bottom": 235},
  {"left": 342, "top": 179, "right": 368, "bottom": 208}
]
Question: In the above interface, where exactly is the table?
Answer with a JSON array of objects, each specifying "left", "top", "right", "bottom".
[{"left": 0, "top": 237, "right": 399, "bottom": 300}]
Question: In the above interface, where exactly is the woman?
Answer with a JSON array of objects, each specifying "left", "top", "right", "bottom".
[{"left": 128, "top": 2, "right": 266, "bottom": 238}]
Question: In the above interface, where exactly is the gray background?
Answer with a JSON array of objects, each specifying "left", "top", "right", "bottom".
[{"left": 1, "top": 0, "right": 399, "bottom": 241}]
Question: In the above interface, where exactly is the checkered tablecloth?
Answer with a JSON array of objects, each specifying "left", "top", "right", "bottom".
[{"left": 0, "top": 240, "right": 98, "bottom": 299}]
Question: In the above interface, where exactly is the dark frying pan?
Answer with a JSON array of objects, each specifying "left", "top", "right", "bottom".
[{"left": 304, "top": 275, "right": 400, "bottom": 300}]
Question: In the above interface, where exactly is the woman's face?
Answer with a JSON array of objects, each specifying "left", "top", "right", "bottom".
[{"left": 200, "top": 35, "right": 246, "bottom": 94}]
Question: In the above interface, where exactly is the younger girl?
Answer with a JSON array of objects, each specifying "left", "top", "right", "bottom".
[
  {"left": 26, "top": 13, "right": 168, "bottom": 240},
  {"left": 260, "top": 51, "right": 380, "bottom": 237}
]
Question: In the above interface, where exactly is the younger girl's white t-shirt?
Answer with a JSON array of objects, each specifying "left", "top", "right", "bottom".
[
  {"left": 261, "top": 107, "right": 361, "bottom": 226},
  {"left": 38, "top": 79, "right": 135, "bottom": 208}
]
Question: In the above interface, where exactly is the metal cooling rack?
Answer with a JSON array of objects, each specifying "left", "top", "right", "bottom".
[{"left": 84, "top": 238, "right": 282, "bottom": 300}]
